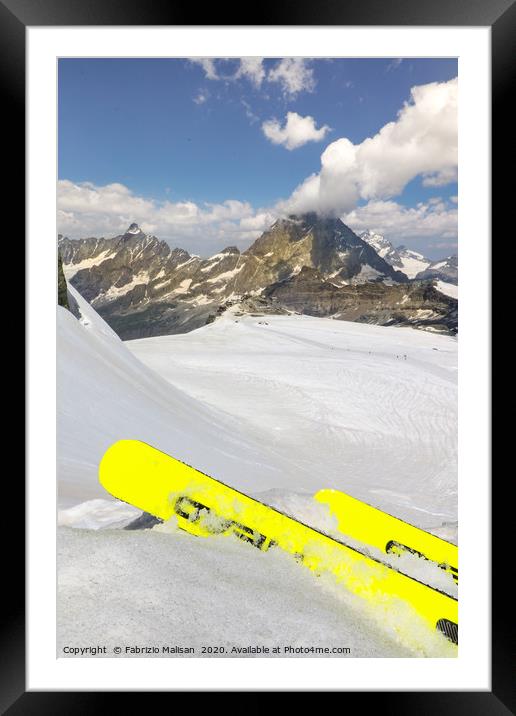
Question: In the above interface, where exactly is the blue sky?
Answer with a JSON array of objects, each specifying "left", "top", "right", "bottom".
[{"left": 58, "top": 58, "right": 458, "bottom": 258}]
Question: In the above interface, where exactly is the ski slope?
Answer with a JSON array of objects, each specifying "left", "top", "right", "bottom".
[{"left": 57, "top": 288, "right": 458, "bottom": 657}]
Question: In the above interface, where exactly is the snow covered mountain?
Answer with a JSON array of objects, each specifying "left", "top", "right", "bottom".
[
  {"left": 359, "top": 230, "right": 432, "bottom": 279},
  {"left": 396, "top": 247, "right": 433, "bottom": 279},
  {"left": 59, "top": 216, "right": 458, "bottom": 339},
  {"left": 57, "top": 283, "right": 457, "bottom": 657},
  {"left": 59, "top": 215, "right": 424, "bottom": 339},
  {"left": 359, "top": 230, "right": 458, "bottom": 300},
  {"left": 416, "top": 255, "right": 458, "bottom": 285},
  {"left": 415, "top": 256, "right": 458, "bottom": 299},
  {"left": 359, "top": 230, "right": 406, "bottom": 268}
]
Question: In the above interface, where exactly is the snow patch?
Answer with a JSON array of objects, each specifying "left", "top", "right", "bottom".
[
  {"left": 398, "top": 255, "right": 430, "bottom": 279},
  {"left": 353, "top": 264, "right": 384, "bottom": 282},
  {"left": 200, "top": 254, "right": 227, "bottom": 272},
  {"left": 63, "top": 250, "right": 112, "bottom": 279},
  {"left": 435, "top": 281, "right": 458, "bottom": 299},
  {"left": 100, "top": 272, "right": 149, "bottom": 302},
  {"left": 172, "top": 278, "right": 193, "bottom": 295},
  {"left": 58, "top": 499, "right": 141, "bottom": 529},
  {"left": 206, "top": 264, "right": 244, "bottom": 283},
  {"left": 174, "top": 257, "right": 198, "bottom": 270}
]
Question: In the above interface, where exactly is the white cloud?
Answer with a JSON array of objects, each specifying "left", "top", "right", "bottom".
[
  {"left": 190, "top": 57, "right": 265, "bottom": 87},
  {"left": 282, "top": 78, "right": 458, "bottom": 216},
  {"left": 57, "top": 180, "right": 272, "bottom": 255},
  {"left": 57, "top": 179, "right": 458, "bottom": 257},
  {"left": 262, "top": 112, "right": 331, "bottom": 150},
  {"left": 189, "top": 57, "right": 316, "bottom": 98},
  {"left": 235, "top": 58, "right": 266, "bottom": 87},
  {"left": 267, "top": 58, "right": 315, "bottom": 97},
  {"left": 342, "top": 198, "right": 458, "bottom": 243},
  {"left": 281, "top": 173, "right": 321, "bottom": 212},
  {"left": 57, "top": 181, "right": 156, "bottom": 226},
  {"left": 189, "top": 58, "right": 219, "bottom": 80},
  {"left": 57, "top": 79, "right": 458, "bottom": 256},
  {"left": 422, "top": 166, "right": 458, "bottom": 187}
]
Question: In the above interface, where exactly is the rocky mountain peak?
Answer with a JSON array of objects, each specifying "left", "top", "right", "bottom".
[
  {"left": 360, "top": 231, "right": 434, "bottom": 279},
  {"left": 360, "top": 230, "right": 392, "bottom": 254},
  {"left": 126, "top": 223, "right": 142, "bottom": 235}
]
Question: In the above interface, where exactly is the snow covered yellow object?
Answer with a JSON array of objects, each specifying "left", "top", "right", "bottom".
[
  {"left": 99, "top": 439, "right": 458, "bottom": 646},
  {"left": 315, "top": 489, "right": 458, "bottom": 585}
]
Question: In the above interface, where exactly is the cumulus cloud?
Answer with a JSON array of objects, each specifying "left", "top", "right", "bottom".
[
  {"left": 58, "top": 180, "right": 457, "bottom": 257},
  {"left": 262, "top": 112, "right": 331, "bottom": 150},
  {"left": 422, "top": 166, "right": 458, "bottom": 187},
  {"left": 58, "top": 78, "right": 458, "bottom": 256},
  {"left": 267, "top": 58, "right": 316, "bottom": 97},
  {"left": 57, "top": 180, "right": 273, "bottom": 255},
  {"left": 342, "top": 198, "right": 458, "bottom": 243},
  {"left": 282, "top": 78, "right": 458, "bottom": 216},
  {"left": 57, "top": 181, "right": 156, "bottom": 229}
]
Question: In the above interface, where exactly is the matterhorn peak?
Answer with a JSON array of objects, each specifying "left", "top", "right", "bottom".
[{"left": 126, "top": 223, "right": 142, "bottom": 234}]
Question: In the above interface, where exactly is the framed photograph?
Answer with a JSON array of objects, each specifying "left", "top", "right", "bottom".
[{"left": 8, "top": 0, "right": 506, "bottom": 708}]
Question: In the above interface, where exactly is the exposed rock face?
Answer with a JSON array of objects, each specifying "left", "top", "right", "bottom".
[
  {"left": 242, "top": 214, "right": 408, "bottom": 288},
  {"left": 59, "top": 215, "right": 457, "bottom": 338},
  {"left": 57, "top": 252, "right": 69, "bottom": 309},
  {"left": 59, "top": 225, "right": 172, "bottom": 304},
  {"left": 416, "top": 255, "right": 458, "bottom": 285},
  {"left": 264, "top": 267, "right": 457, "bottom": 334}
]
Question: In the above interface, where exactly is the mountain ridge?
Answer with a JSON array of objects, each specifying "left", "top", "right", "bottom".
[{"left": 59, "top": 214, "right": 457, "bottom": 338}]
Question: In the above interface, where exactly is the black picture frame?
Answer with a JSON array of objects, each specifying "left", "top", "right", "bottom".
[{"left": 6, "top": 0, "right": 506, "bottom": 710}]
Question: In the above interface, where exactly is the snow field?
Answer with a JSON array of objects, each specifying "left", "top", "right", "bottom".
[
  {"left": 57, "top": 287, "right": 458, "bottom": 656},
  {"left": 128, "top": 311, "right": 458, "bottom": 533},
  {"left": 57, "top": 523, "right": 455, "bottom": 659}
]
